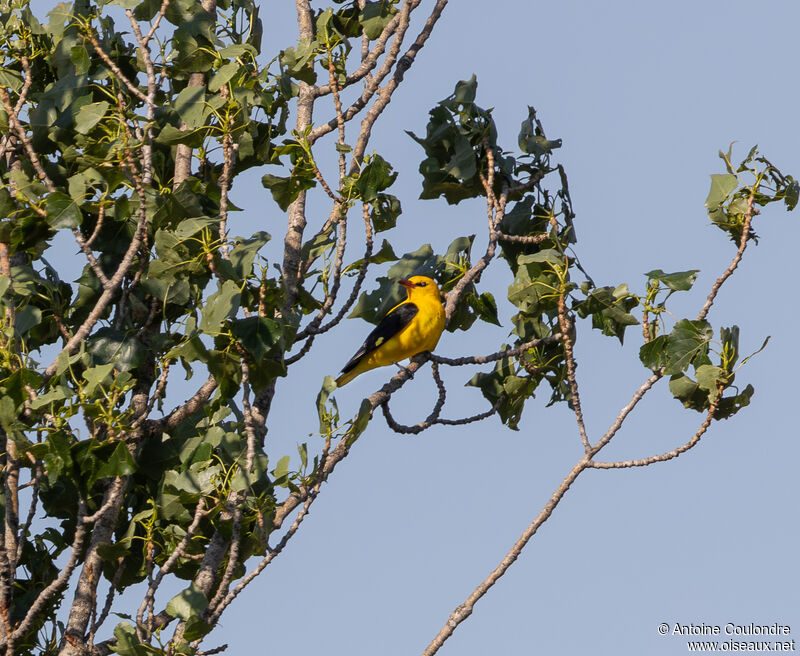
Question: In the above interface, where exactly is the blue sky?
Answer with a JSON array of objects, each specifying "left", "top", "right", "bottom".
[
  {"left": 29, "top": 0, "right": 800, "bottom": 653},
  {"left": 234, "top": 2, "right": 799, "bottom": 655}
]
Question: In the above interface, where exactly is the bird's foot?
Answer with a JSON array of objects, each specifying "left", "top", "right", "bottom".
[{"left": 393, "top": 362, "right": 415, "bottom": 379}]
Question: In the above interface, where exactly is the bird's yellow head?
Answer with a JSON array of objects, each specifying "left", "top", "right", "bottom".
[{"left": 398, "top": 275, "right": 441, "bottom": 301}]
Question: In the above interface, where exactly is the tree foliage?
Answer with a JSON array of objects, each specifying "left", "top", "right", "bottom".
[{"left": 0, "top": 0, "right": 795, "bottom": 655}]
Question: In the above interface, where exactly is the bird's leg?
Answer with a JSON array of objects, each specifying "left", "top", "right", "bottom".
[{"left": 393, "top": 361, "right": 415, "bottom": 379}]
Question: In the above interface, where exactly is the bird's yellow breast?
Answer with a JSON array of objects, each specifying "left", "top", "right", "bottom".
[{"left": 363, "top": 294, "right": 444, "bottom": 369}]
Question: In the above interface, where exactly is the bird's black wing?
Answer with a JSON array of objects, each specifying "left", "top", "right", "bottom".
[{"left": 339, "top": 302, "right": 419, "bottom": 375}]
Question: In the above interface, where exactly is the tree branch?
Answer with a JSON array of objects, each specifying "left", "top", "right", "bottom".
[
  {"left": 421, "top": 372, "right": 662, "bottom": 655},
  {"left": 697, "top": 194, "right": 756, "bottom": 321}
]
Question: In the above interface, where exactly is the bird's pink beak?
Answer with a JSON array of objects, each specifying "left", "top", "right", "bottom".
[{"left": 398, "top": 279, "right": 414, "bottom": 289}]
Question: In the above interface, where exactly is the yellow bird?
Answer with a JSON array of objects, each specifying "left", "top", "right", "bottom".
[{"left": 335, "top": 275, "right": 446, "bottom": 387}]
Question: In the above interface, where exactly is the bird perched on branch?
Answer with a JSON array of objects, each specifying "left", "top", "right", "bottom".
[{"left": 335, "top": 275, "right": 446, "bottom": 387}]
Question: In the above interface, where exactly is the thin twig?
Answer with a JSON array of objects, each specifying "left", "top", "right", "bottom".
[
  {"left": 293, "top": 203, "right": 374, "bottom": 349},
  {"left": 557, "top": 294, "right": 590, "bottom": 452},
  {"left": 429, "top": 334, "right": 562, "bottom": 367},
  {"left": 421, "top": 373, "right": 662, "bottom": 655},
  {"left": 496, "top": 232, "right": 550, "bottom": 245},
  {"left": 86, "top": 32, "right": 149, "bottom": 105},
  {"left": 588, "top": 402, "right": 716, "bottom": 468},
  {"left": 5, "top": 503, "right": 87, "bottom": 647},
  {"left": 697, "top": 194, "right": 755, "bottom": 321},
  {"left": 309, "top": 2, "right": 415, "bottom": 141},
  {"left": 137, "top": 499, "right": 207, "bottom": 635},
  {"left": 82, "top": 477, "right": 125, "bottom": 525},
  {"left": 89, "top": 558, "right": 125, "bottom": 647}
]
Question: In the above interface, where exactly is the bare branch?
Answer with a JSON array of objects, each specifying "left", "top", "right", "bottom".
[
  {"left": 89, "top": 558, "right": 126, "bottom": 648},
  {"left": 557, "top": 294, "right": 590, "bottom": 452},
  {"left": 588, "top": 402, "right": 716, "bottom": 468},
  {"left": 16, "top": 464, "right": 41, "bottom": 564},
  {"left": 430, "top": 334, "right": 562, "bottom": 367},
  {"left": 292, "top": 203, "right": 374, "bottom": 354},
  {"left": 350, "top": 0, "right": 448, "bottom": 165},
  {"left": 496, "top": 231, "right": 550, "bottom": 245},
  {"left": 205, "top": 505, "right": 242, "bottom": 617},
  {"left": 82, "top": 478, "right": 125, "bottom": 525},
  {"left": 443, "top": 187, "right": 507, "bottom": 320},
  {"left": 308, "top": 1, "right": 416, "bottom": 142},
  {"left": 142, "top": 0, "right": 170, "bottom": 47},
  {"left": 697, "top": 194, "right": 756, "bottom": 321},
  {"left": 0, "top": 87, "right": 56, "bottom": 193},
  {"left": 5, "top": 503, "right": 87, "bottom": 647},
  {"left": 138, "top": 499, "right": 207, "bottom": 635},
  {"left": 381, "top": 364, "right": 503, "bottom": 434},
  {"left": 86, "top": 32, "right": 149, "bottom": 106},
  {"left": 44, "top": 166, "right": 150, "bottom": 379},
  {"left": 151, "top": 375, "right": 218, "bottom": 432},
  {"left": 422, "top": 372, "right": 663, "bottom": 654},
  {"left": 313, "top": 11, "right": 402, "bottom": 98}
]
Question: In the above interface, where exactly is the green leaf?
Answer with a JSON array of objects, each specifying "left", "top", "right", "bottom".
[
  {"left": 82, "top": 363, "right": 115, "bottom": 396},
  {"left": 466, "top": 357, "right": 534, "bottom": 431},
  {"left": 715, "top": 383, "right": 754, "bottom": 420},
  {"left": 575, "top": 284, "right": 639, "bottom": 344},
  {"left": 695, "top": 364, "right": 727, "bottom": 402},
  {"left": 344, "top": 239, "right": 399, "bottom": 273},
  {"left": 664, "top": 319, "right": 713, "bottom": 375},
  {"left": 209, "top": 61, "right": 239, "bottom": 92},
  {"left": 96, "top": 442, "right": 138, "bottom": 479},
  {"left": 107, "top": 0, "right": 139, "bottom": 8},
  {"left": 174, "top": 86, "right": 208, "bottom": 129},
  {"left": 645, "top": 269, "right": 700, "bottom": 292},
  {"left": 46, "top": 192, "right": 81, "bottom": 229},
  {"left": 444, "top": 134, "right": 476, "bottom": 180},
  {"left": 347, "top": 398, "right": 372, "bottom": 444},
  {"left": 281, "top": 38, "right": 317, "bottom": 84},
  {"left": 166, "top": 583, "right": 208, "bottom": 621},
  {"left": 14, "top": 305, "right": 41, "bottom": 336},
  {"left": 74, "top": 101, "right": 109, "bottom": 134},
  {"left": 183, "top": 615, "right": 213, "bottom": 641},
  {"left": 155, "top": 124, "right": 208, "bottom": 147},
  {"left": 112, "top": 622, "right": 148, "bottom": 656},
  {"left": 164, "top": 462, "right": 222, "bottom": 499},
  {"left": 447, "top": 75, "right": 477, "bottom": 105},
  {"left": 300, "top": 225, "right": 336, "bottom": 264},
  {"left": 348, "top": 154, "right": 397, "bottom": 202},
  {"left": 261, "top": 173, "right": 315, "bottom": 211},
  {"left": 87, "top": 328, "right": 145, "bottom": 371},
  {"left": 0, "top": 70, "right": 23, "bottom": 92},
  {"left": 96, "top": 541, "right": 130, "bottom": 563},
  {"left": 230, "top": 317, "right": 282, "bottom": 360},
  {"left": 272, "top": 454, "right": 290, "bottom": 481},
  {"left": 316, "top": 376, "right": 338, "bottom": 433},
  {"left": 370, "top": 193, "right": 402, "bottom": 232},
  {"left": 783, "top": 179, "right": 799, "bottom": 211},
  {"left": 471, "top": 291, "right": 501, "bottom": 326},
  {"left": 359, "top": 0, "right": 398, "bottom": 39},
  {"left": 668, "top": 373, "right": 707, "bottom": 412},
  {"left": 172, "top": 217, "right": 219, "bottom": 242},
  {"left": 705, "top": 173, "right": 737, "bottom": 214},
  {"left": 517, "top": 249, "right": 563, "bottom": 265},
  {"left": 228, "top": 231, "right": 270, "bottom": 280},
  {"left": 199, "top": 280, "right": 241, "bottom": 333},
  {"left": 639, "top": 335, "right": 669, "bottom": 371}
]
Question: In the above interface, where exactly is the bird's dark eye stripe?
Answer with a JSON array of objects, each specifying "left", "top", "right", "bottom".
[{"left": 417, "top": 281, "right": 427, "bottom": 287}]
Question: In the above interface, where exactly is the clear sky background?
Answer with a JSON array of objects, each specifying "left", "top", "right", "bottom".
[
  {"left": 30, "top": 0, "right": 800, "bottom": 654},
  {"left": 235, "top": 2, "right": 800, "bottom": 655}
]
